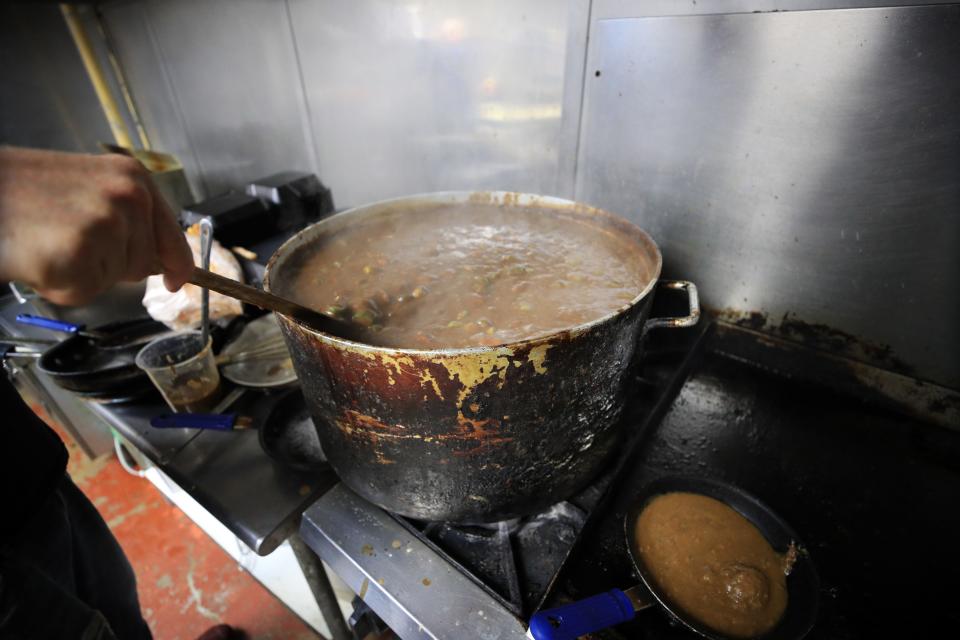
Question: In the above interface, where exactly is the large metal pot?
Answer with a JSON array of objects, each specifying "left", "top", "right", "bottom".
[{"left": 264, "top": 192, "right": 698, "bottom": 522}]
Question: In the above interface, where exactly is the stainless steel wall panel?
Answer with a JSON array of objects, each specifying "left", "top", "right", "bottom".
[
  {"left": 592, "top": 0, "right": 957, "bottom": 20},
  {"left": 101, "top": 0, "right": 316, "bottom": 198},
  {"left": 556, "top": 0, "right": 593, "bottom": 199},
  {"left": 287, "top": 0, "right": 583, "bottom": 206},
  {"left": 0, "top": 5, "right": 113, "bottom": 152},
  {"left": 22, "top": 0, "right": 955, "bottom": 387},
  {"left": 577, "top": 5, "right": 960, "bottom": 388},
  {"left": 98, "top": 1, "right": 205, "bottom": 196}
]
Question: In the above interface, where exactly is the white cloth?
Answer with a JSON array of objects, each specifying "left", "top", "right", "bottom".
[{"left": 142, "top": 229, "right": 243, "bottom": 330}]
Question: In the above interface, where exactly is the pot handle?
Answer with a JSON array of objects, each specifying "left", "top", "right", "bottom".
[{"left": 642, "top": 280, "right": 700, "bottom": 335}]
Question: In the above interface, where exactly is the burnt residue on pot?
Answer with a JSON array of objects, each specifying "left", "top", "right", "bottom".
[{"left": 278, "top": 296, "right": 650, "bottom": 522}]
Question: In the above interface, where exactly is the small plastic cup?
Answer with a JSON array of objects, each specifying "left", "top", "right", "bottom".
[{"left": 135, "top": 330, "right": 222, "bottom": 413}]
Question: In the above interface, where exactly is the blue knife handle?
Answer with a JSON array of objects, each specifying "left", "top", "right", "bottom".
[
  {"left": 16, "top": 314, "right": 84, "bottom": 334},
  {"left": 528, "top": 590, "right": 635, "bottom": 640},
  {"left": 151, "top": 413, "right": 237, "bottom": 431}
]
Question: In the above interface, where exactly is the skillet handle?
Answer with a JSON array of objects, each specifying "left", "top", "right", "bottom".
[
  {"left": 528, "top": 589, "right": 635, "bottom": 640},
  {"left": 151, "top": 413, "right": 237, "bottom": 431},
  {"left": 642, "top": 280, "right": 700, "bottom": 335},
  {"left": 16, "top": 313, "right": 85, "bottom": 334}
]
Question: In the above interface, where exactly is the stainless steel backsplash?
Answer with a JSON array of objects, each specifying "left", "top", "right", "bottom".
[
  {"left": 98, "top": 0, "right": 587, "bottom": 204},
  {"left": 4, "top": 0, "right": 958, "bottom": 390},
  {"left": 0, "top": 4, "right": 114, "bottom": 152},
  {"left": 577, "top": 3, "right": 960, "bottom": 390}
]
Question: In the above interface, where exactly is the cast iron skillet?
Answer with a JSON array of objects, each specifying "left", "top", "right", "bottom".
[{"left": 529, "top": 476, "right": 819, "bottom": 640}]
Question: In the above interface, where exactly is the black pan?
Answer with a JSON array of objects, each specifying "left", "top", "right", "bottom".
[
  {"left": 529, "top": 476, "right": 819, "bottom": 640},
  {"left": 258, "top": 388, "right": 327, "bottom": 471},
  {"left": 36, "top": 318, "right": 168, "bottom": 398}
]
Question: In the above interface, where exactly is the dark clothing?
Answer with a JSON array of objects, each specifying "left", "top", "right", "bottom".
[
  {"left": 0, "top": 378, "right": 151, "bottom": 639},
  {"left": 1, "top": 376, "right": 68, "bottom": 540}
]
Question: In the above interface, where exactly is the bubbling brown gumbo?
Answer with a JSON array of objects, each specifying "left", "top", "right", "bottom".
[{"left": 281, "top": 203, "right": 652, "bottom": 349}]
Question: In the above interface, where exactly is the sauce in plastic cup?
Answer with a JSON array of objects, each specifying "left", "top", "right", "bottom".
[{"left": 135, "top": 330, "right": 222, "bottom": 413}]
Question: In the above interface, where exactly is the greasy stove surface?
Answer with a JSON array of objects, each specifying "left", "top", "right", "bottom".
[{"left": 548, "top": 328, "right": 960, "bottom": 638}]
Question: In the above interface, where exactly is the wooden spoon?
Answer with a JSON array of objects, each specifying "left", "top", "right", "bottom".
[{"left": 188, "top": 267, "right": 359, "bottom": 339}]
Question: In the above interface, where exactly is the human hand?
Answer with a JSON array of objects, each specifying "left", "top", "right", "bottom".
[{"left": 0, "top": 147, "right": 194, "bottom": 306}]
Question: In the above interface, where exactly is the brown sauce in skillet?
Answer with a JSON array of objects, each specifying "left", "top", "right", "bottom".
[
  {"left": 281, "top": 203, "right": 652, "bottom": 349},
  {"left": 634, "top": 492, "right": 794, "bottom": 638}
]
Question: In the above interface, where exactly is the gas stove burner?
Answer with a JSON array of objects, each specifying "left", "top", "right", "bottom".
[{"left": 396, "top": 496, "right": 594, "bottom": 616}]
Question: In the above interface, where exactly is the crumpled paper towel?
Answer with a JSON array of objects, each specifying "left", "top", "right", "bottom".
[{"left": 142, "top": 224, "right": 244, "bottom": 330}]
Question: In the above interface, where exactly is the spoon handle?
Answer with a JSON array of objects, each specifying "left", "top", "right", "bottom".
[
  {"left": 199, "top": 218, "right": 213, "bottom": 347},
  {"left": 188, "top": 266, "right": 350, "bottom": 336}
]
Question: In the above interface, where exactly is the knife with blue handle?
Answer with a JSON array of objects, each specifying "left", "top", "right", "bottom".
[
  {"left": 528, "top": 586, "right": 651, "bottom": 640},
  {"left": 150, "top": 413, "right": 251, "bottom": 431}
]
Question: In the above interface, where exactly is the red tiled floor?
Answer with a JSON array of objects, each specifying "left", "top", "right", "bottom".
[{"left": 45, "top": 409, "right": 322, "bottom": 640}]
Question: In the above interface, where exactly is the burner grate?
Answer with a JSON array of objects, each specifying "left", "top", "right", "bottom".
[{"left": 396, "top": 494, "right": 596, "bottom": 617}]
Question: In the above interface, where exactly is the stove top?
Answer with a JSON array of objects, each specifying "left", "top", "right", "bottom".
[
  {"left": 389, "top": 323, "right": 707, "bottom": 620},
  {"left": 300, "top": 318, "right": 960, "bottom": 639},
  {"left": 545, "top": 323, "right": 960, "bottom": 638}
]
